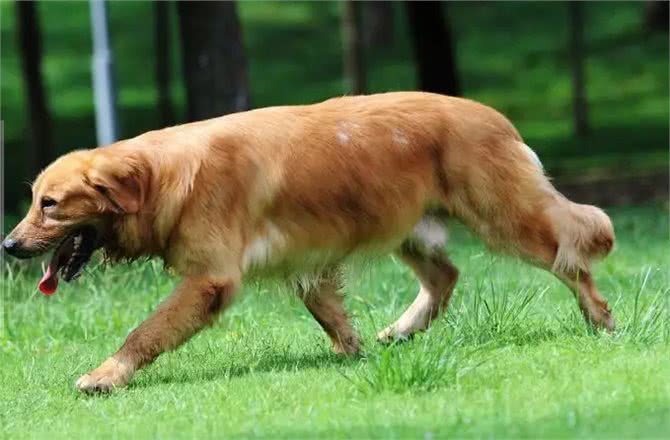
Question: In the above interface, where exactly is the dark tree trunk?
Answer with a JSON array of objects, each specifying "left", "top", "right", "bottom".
[
  {"left": 644, "top": 1, "right": 669, "bottom": 32},
  {"left": 363, "top": 1, "right": 395, "bottom": 47},
  {"left": 154, "top": 1, "right": 174, "bottom": 126},
  {"left": 405, "top": 1, "right": 460, "bottom": 96},
  {"left": 16, "top": 0, "right": 54, "bottom": 179},
  {"left": 342, "top": 0, "right": 366, "bottom": 95},
  {"left": 177, "top": 1, "right": 250, "bottom": 121},
  {"left": 569, "top": 1, "right": 589, "bottom": 137}
]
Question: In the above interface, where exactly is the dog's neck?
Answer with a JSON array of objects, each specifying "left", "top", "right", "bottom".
[{"left": 103, "top": 143, "right": 203, "bottom": 262}]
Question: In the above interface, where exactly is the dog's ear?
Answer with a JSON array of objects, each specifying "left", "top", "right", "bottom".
[{"left": 85, "top": 152, "right": 151, "bottom": 215}]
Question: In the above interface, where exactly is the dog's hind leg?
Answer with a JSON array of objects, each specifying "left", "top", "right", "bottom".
[
  {"left": 556, "top": 270, "right": 615, "bottom": 331},
  {"left": 520, "top": 244, "right": 615, "bottom": 331},
  {"left": 300, "top": 269, "right": 360, "bottom": 355},
  {"left": 76, "top": 275, "right": 239, "bottom": 393},
  {"left": 513, "top": 211, "right": 615, "bottom": 332},
  {"left": 377, "top": 218, "right": 459, "bottom": 342}
]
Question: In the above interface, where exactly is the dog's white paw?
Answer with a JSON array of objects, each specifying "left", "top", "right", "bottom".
[{"left": 377, "top": 326, "right": 410, "bottom": 344}]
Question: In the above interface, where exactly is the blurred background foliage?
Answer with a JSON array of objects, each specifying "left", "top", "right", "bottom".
[{"left": 1, "top": 1, "right": 668, "bottom": 219}]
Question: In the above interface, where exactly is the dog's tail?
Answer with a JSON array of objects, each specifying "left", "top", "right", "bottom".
[{"left": 549, "top": 200, "right": 614, "bottom": 274}]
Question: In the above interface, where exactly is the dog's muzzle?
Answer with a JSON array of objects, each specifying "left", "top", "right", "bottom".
[{"left": 2, "top": 238, "right": 35, "bottom": 259}]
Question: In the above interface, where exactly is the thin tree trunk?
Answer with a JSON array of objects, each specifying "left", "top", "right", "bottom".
[
  {"left": 342, "top": 0, "right": 366, "bottom": 95},
  {"left": 177, "top": 1, "right": 250, "bottom": 121},
  {"left": 363, "top": 1, "right": 394, "bottom": 47},
  {"left": 569, "top": 1, "right": 589, "bottom": 137},
  {"left": 154, "top": 1, "right": 174, "bottom": 126},
  {"left": 644, "top": 1, "right": 669, "bottom": 32},
  {"left": 16, "top": 0, "right": 54, "bottom": 178},
  {"left": 405, "top": 1, "right": 460, "bottom": 96}
]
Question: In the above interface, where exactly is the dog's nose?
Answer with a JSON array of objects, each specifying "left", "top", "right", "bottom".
[
  {"left": 2, "top": 238, "right": 21, "bottom": 256},
  {"left": 3, "top": 238, "right": 38, "bottom": 259}
]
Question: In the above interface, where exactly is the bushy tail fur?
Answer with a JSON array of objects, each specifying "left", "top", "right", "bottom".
[{"left": 550, "top": 200, "right": 614, "bottom": 274}]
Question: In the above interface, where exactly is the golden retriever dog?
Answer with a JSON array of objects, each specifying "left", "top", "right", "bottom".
[{"left": 3, "top": 92, "right": 615, "bottom": 393}]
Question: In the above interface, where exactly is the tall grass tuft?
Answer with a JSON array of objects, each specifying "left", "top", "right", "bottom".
[
  {"left": 446, "top": 278, "right": 548, "bottom": 346},
  {"left": 618, "top": 268, "right": 670, "bottom": 345},
  {"left": 341, "top": 330, "right": 483, "bottom": 394}
]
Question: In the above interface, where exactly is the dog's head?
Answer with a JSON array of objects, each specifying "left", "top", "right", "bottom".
[{"left": 3, "top": 147, "right": 150, "bottom": 294}]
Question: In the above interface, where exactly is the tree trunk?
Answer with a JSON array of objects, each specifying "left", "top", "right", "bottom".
[
  {"left": 363, "top": 1, "right": 394, "bottom": 47},
  {"left": 405, "top": 1, "right": 460, "bottom": 96},
  {"left": 154, "top": 1, "right": 174, "bottom": 126},
  {"left": 644, "top": 1, "right": 669, "bottom": 32},
  {"left": 342, "top": 0, "right": 366, "bottom": 95},
  {"left": 177, "top": 1, "right": 250, "bottom": 121},
  {"left": 16, "top": 0, "right": 54, "bottom": 179},
  {"left": 569, "top": 1, "right": 589, "bottom": 137}
]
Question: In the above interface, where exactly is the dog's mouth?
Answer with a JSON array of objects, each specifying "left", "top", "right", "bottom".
[{"left": 38, "top": 226, "right": 99, "bottom": 295}]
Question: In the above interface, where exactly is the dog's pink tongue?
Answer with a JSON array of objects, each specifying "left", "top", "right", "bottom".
[{"left": 38, "top": 264, "right": 58, "bottom": 295}]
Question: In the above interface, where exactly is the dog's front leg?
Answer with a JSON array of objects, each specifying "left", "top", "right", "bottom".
[{"left": 76, "top": 275, "right": 238, "bottom": 393}]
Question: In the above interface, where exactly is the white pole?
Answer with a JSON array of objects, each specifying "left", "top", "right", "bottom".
[{"left": 89, "top": 0, "right": 118, "bottom": 146}]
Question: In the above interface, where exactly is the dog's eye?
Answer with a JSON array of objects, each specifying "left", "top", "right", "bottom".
[{"left": 40, "top": 197, "right": 58, "bottom": 210}]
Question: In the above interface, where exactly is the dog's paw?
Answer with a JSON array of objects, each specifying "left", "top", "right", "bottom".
[
  {"left": 376, "top": 326, "right": 395, "bottom": 344},
  {"left": 75, "top": 358, "right": 131, "bottom": 393},
  {"left": 332, "top": 335, "right": 361, "bottom": 355},
  {"left": 599, "top": 315, "right": 616, "bottom": 334},
  {"left": 377, "top": 324, "right": 415, "bottom": 345},
  {"left": 376, "top": 326, "right": 410, "bottom": 344}
]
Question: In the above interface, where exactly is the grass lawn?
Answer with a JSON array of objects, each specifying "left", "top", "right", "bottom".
[
  {"left": 1, "top": 1, "right": 668, "bottom": 437},
  {"left": 1, "top": 204, "right": 668, "bottom": 438}
]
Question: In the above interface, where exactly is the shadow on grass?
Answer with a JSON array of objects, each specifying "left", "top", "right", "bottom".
[
  {"left": 130, "top": 349, "right": 360, "bottom": 390},
  {"left": 130, "top": 322, "right": 581, "bottom": 391},
  {"left": 455, "top": 325, "right": 575, "bottom": 348}
]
